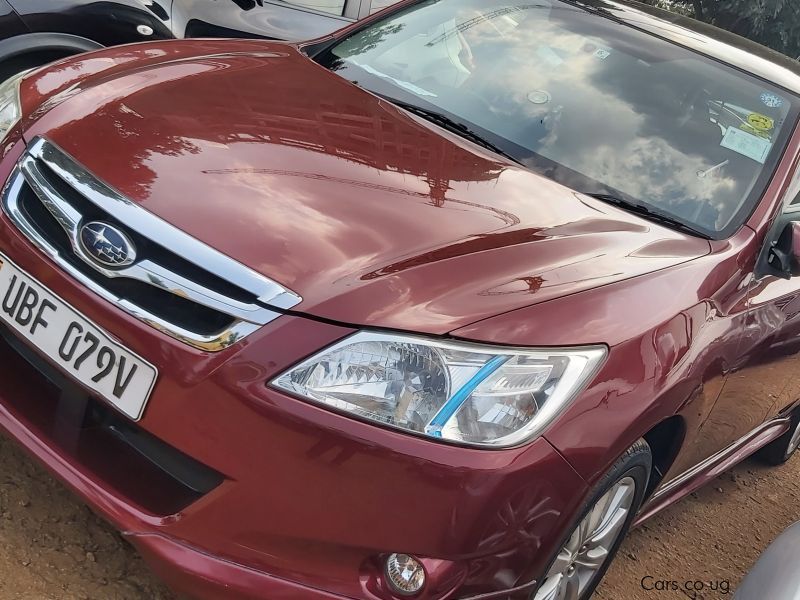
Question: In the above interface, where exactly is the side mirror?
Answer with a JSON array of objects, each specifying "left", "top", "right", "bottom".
[{"left": 767, "top": 221, "right": 800, "bottom": 280}]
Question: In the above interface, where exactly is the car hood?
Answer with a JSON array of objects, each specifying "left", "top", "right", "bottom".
[{"left": 20, "top": 40, "right": 710, "bottom": 335}]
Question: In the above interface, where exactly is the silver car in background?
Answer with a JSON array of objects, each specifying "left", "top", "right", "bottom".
[{"left": 736, "top": 521, "right": 800, "bottom": 600}]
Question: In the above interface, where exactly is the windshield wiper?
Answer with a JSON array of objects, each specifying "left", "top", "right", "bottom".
[
  {"left": 385, "top": 98, "right": 523, "bottom": 166},
  {"left": 586, "top": 193, "right": 710, "bottom": 239}
]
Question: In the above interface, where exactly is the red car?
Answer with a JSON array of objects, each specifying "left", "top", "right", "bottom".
[{"left": 0, "top": 0, "right": 799, "bottom": 598}]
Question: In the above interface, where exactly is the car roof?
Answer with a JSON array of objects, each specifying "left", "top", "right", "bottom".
[{"left": 578, "top": 0, "right": 800, "bottom": 96}]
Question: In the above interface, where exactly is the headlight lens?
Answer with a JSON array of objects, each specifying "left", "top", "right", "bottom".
[
  {"left": 0, "top": 70, "right": 27, "bottom": 142},
  {"left": 271, "top": 332, "right": 606, "bottom": 447}
]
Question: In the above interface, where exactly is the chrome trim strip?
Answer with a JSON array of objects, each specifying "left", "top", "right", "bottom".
[
  {"left": 19, "top": 155, "right": 276, "bottom": 325},
  {"left": 118, "top": 298, "right": 262, "bottom": 352},
  {"left": 650, "top": 416, "right": 791, "bottom": 501},
  {"left": 1, "top": 137, "right": 302, "bottom": 351},
  {"left": 2, "top": 168, "right": 277, "bottom": 351}
]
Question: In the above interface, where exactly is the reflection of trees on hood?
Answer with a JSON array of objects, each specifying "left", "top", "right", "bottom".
[{"left": 641, "top": 0, "right": 800, "bottom": 59}]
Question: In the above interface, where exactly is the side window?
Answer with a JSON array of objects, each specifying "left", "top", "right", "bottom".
[
  {"left": 369, "top": 0, "right": 399, "bottom": 14},
  {"left": 785, "top": 163, "right": 800, "bottom": 210},
  {"left": 284, "top": 0, "right": 346, "bottom": 16}
]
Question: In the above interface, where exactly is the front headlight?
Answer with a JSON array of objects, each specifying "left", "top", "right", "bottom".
[
  {"left": 271, "top": 332, "right": 606, "bottom": 447},
  {"left": 0, "top": 70, "right": 27, "bottom": 142}
]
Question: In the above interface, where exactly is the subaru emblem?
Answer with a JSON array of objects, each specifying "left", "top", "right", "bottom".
[{"left": 78, "top": 221, "right": 137, "bottom": 268}]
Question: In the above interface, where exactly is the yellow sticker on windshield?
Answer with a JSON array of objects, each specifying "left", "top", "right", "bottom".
[
  {"left": 740, "top": 124, "right": 771, "bottom": 139},
  {"left": 747, "top": 113, "right": 775, "bottom": 132}
]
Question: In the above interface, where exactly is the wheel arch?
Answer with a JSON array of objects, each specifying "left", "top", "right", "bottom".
[
  {"left": 0, "top": 32, "right": 102, "bottom": 63},
  {"left": 641, "top": 415, "right": 686, "bottom": 499}
]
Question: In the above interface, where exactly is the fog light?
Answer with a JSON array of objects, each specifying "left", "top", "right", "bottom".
[{"left": 385, "top": 553, "right": 425, "bottom": 595}]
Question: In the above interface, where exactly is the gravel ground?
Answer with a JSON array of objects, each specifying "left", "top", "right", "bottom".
[
  {"left": 0, "top": 437, "right": 172, "bottom": 600},
  {"left": 0, "top": 435, "right": 796, "bottom": 599}
]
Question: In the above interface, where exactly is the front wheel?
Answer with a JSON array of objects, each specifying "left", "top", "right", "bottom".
[{"left": 532, "top": 439, "right": 651, "bottom": 600}]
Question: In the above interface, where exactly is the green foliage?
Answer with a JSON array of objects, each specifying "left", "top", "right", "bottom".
[
  {"left": 645, "top": 0, "right": 692, "bottom": 15},
  {"left": 638, "top": 0, "right": 800, "bottom": 58}
]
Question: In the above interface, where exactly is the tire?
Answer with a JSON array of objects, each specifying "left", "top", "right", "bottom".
[
  {"left": 0, "top": 34, "right": 104, "bottom": 83},
  {"left": 530, "top": 439, "right": 652, "bottom": 600},
  {"left": 756, "top": 409, "right": 800, "bottom": 466}
]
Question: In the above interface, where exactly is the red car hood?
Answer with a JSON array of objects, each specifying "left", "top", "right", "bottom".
[{"left": 20, "top": 40, "right": 710, "bottom": 335}]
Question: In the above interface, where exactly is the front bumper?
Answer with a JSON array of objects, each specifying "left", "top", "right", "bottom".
[{"left": 0, "top": 137, "right": 589, "bottom": 599}]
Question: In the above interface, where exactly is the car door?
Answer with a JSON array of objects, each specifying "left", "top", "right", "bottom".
[
  {"left": 171, "top": 0, "right": 356, "bottom": 42},
  {"left": 730, "top": 165, "right": 800, "bottom": 424},
  {"left": 694, "top": 150, "right": 800, "bottom": 462}
]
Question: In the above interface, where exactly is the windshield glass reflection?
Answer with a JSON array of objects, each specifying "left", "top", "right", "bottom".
[{"left": 318, "top": 0, "right": 797, "bottom": 237}]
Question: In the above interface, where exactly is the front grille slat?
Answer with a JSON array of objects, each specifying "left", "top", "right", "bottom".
[
  {"left": 0, "top": 137, "right": 302, "bottom": 351},
  {"left": 14, "top": 179, "right": 235, "bottom": 335}
]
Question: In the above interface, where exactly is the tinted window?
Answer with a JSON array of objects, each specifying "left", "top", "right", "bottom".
[
  {"left": 319, "top": 0, "right": 799, "bottom": 238},
  {"left": 284, "top": 0, "right": 345, "bottom": 16}
]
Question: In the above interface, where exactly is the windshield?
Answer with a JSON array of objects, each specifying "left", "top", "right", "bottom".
[{"left": 316, "top": 0, "right": 799, "bottom": 238}]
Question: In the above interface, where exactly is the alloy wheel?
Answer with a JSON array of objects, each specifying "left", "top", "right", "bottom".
[
  {"left": 533, "top": 476, "right": 636, "bottom": 600},
  {"left": 786, "top": 419, "right": 800, "bottom": 459}
]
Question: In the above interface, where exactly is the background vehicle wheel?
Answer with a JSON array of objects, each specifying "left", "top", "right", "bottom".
[
  {"left": 756, "top": 409, "right": 800, "bottom": 466},
  {"left": 0, "top": 51, "right": 76, "bottom": 82},
  {"left": 0, "top": 34, "right": 104, "bottom": 83},
  {"left": 531, "top": 439, "right": 651, "bottom": 600}
]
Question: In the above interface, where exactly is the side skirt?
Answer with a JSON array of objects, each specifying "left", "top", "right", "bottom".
[{"left": 633, "top": 416, "right": 791, "bottom": 526}]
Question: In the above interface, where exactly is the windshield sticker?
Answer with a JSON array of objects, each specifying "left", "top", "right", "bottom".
[
  {"left": 708, "top": 101, "right": 777, "bottom": 141},
  {"left": 349, "top": 59, "right": 438, "bottom": 97},
  {"left": 579, "top": 40, "right": 611, "bottom": 60},
  {"left": 536, "top": 45, "right": 564, "bottom": 67},
  {"left": 594, "top": 48, "right": 611, "bottom": 60},
  {"left": 740, "top": 113, "right": 776, "bottom": 139},
  {"left": 721, "top": 127, "right": 773, "bottom": 164},
  {"left": 747, "top": 113, "right": 775, "bottom": 132},
  {"left": 760, "top": 92, "right": 784, "bottom": 109}
]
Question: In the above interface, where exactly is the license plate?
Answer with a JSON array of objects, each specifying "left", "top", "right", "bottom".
[{"left": 0, "top": 254, "right": 157, "bottom": 420}]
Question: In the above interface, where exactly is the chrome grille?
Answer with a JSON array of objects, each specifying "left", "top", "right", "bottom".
[{"left": 0, "top": 136, "right": 302, "bottom": 351}]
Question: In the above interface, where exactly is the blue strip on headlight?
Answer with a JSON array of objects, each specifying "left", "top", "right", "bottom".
[{"left": 425, "top": 354, "right": 509, "bottom": 437}]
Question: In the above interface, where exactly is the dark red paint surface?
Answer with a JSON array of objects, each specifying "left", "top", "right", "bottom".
[
  {"left": 0, "top": 23, "right": 799, "bottom": 600},
  {"left": 21, "top": 41, "right": 710, "bottom": 335}
]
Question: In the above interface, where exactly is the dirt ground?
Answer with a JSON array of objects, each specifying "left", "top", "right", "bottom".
[
  {"left": 597, "top": 453, "right": 800, "bottom": 600},
  {"left": 0, "top": 435, "right": 797, "bottom": 599}
]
